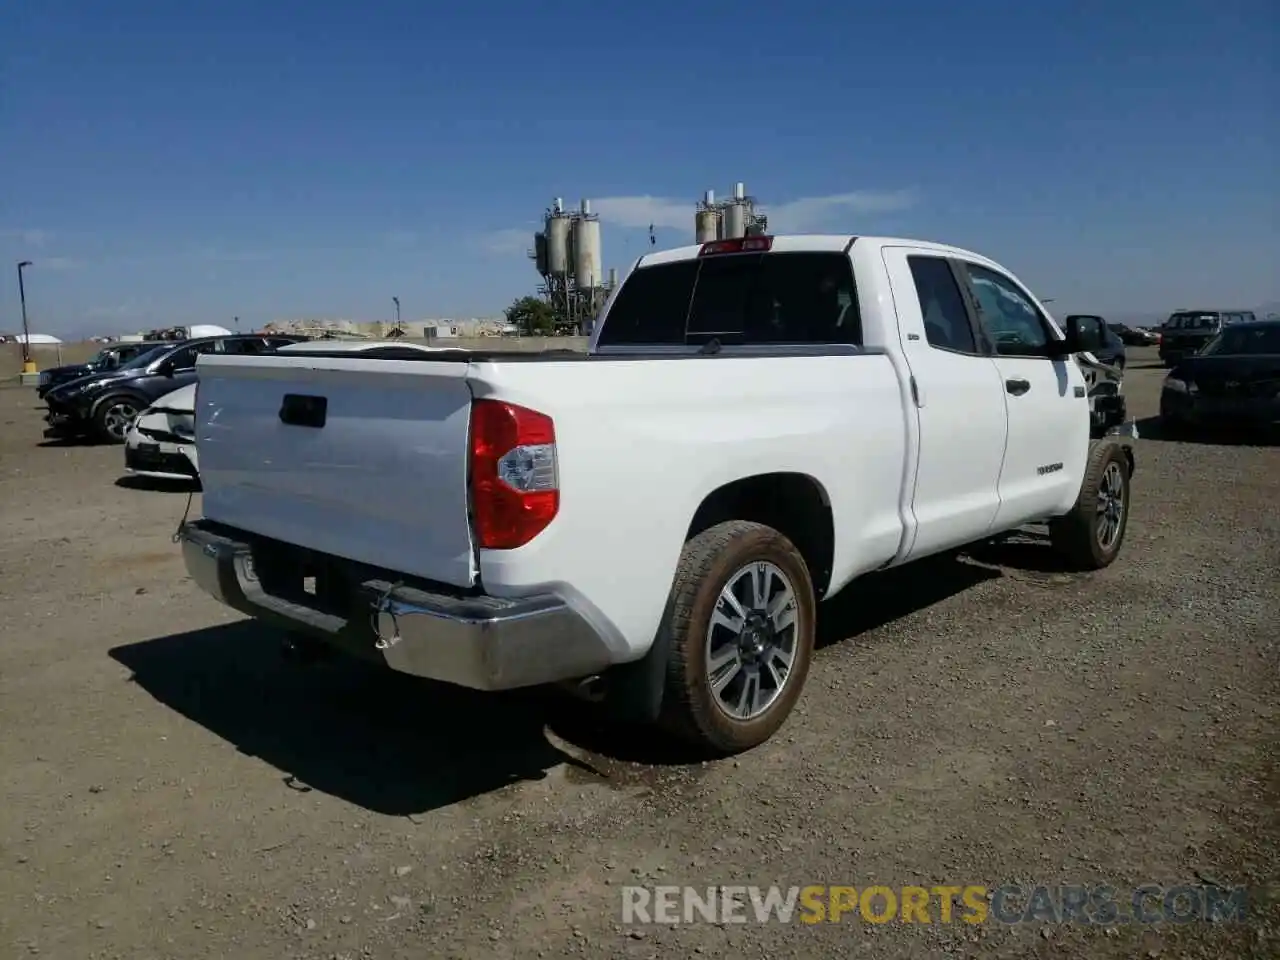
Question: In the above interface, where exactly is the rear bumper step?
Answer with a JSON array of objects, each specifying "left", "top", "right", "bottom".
[{"left": 179, "top": 520, "right": 616, "bottom": 691}]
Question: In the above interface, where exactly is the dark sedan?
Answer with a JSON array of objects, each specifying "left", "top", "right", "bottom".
[
  {"left": 43, "top": 333, "right": 305, "bottom": 443},
  {"left": 36, "top": 341, "right": 169, "bottom": 399},
  {"left": 1159, "top": 319, "right": 1280, "bottom": 435},
  {"left": 1106, "top": 322, "right": 1158, "bottom": 347}
]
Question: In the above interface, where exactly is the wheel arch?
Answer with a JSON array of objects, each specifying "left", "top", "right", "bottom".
[
  {"left": 89, "top": 388, "right": 150, "bottom": 419},
  {"left": 684, "top": 472, "right": 835, "bottom": 600}
]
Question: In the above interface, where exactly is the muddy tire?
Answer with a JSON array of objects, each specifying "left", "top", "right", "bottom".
[
  {"left": 657, "top": 520, "right": 816, "bottom": 757},
  {"left": 1049, "top": 441, "right": 1132, "bottom": 570}
]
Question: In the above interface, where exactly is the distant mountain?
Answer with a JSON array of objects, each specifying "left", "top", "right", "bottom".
[{"left": 1254, "top": 301, "right": 1280, "bottom": 319}]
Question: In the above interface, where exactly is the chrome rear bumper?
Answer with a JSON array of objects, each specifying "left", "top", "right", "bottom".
[{"left": 180, "top": 520, "right": 618, "bottom": 691}]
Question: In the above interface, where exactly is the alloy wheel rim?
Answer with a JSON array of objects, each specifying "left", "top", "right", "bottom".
[
  {"left": 103, "top": 402, "right": 140, "bottom": 440},
  {"left": 704, "top": 561, "right": 800, "bottom": 722},
  {"left": 1096, "top": 461, "right": 1126, "bottom": 550}
]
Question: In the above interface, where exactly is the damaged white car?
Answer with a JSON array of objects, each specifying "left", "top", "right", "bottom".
[
  {"left": 1078, "top": 350, "right": 1133, "bottom": 439},
  {"left": 123, "top": 383, "right": 199, "bottom": 481}
]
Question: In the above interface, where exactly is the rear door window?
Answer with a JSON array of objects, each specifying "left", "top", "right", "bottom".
[
  {"left": 596, "top": 252, "right": 861, "bottom": 347},
  {"left": 908, "top": 256, "right": 978, "bottom": 354}
]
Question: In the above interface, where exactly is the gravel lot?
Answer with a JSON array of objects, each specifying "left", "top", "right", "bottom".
[{"left": 1, "top": 349, "right": 1275, "bottom": 959}]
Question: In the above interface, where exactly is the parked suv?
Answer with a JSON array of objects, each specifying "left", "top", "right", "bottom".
[
  {"left": 1159, "top": 310, "right": 1256, "bottom": 366},
  {"left": 43, "top": 334, "right": 306, "bottom": 443}
]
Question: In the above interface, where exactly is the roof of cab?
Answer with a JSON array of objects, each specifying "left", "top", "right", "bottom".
[{"left": 634, "top": 235, "right": 1003, "bottom": 270}]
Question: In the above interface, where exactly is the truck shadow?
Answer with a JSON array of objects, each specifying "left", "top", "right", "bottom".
[
  {"left": 108, "top": 539, "right": 1064, "bottom": 815},
  {"left": 109, "top": 624, "right": 592, "bottom": 817},
  {"left": 815, "top": 551, "right": 1003, "bottom": 649}
]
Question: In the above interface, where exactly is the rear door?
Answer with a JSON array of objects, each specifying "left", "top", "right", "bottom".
[
  {"left": 956, "top": 260, "right": 1090, "bottom": 527},
  {"left": 882, "top": 247, "right": 1009, "bottom": 558}
]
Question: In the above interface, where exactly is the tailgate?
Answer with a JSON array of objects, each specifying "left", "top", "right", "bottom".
[{"left": 195, "top": 353, "right": 478, "bottom": 588}]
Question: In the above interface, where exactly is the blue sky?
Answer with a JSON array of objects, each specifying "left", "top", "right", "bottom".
[{"left": 1, "top": 0, "right": 1276, "bottom": 337}]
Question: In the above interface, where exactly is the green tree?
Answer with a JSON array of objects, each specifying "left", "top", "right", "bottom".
[{"left": 505, "top": 295, "right": 556, "bottom": 336}]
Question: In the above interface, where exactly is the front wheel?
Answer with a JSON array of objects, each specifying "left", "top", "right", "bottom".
[
  {"left": 93, "top": 395, "right": 143, "bottom": 444},
  {"left": 1049, "top": 442, "right": 1132, "bottom": 570},
  {"left": 657, "top": 520, "right": 816, "bottom": 756}
]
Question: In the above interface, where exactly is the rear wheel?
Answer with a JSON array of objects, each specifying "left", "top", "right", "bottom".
[
  {"left": 93, "top": 395, "right": 143, "bottom": 444},
  {"left": 1049, "top": 442, "right": 1131, "bottom": 570},
  {"left": 657, "top": 520, "right": 816, "bottom": 756}
]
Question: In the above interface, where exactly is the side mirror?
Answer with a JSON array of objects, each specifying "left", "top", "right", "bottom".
[{"left": 1055, "top": 316, "right": 1105, "bottom": 356}]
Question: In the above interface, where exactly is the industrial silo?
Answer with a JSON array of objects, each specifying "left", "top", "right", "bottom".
[
  {"left": 533, "top": 232, "right": 548, "bottom": 276},
  {"left": 545, "top": 199, "right": 571, "bottom": 276},
  {"left": 695, "top": 189, "right": 719, "bottom": 243},
  {"left": 572, "top": 199, "right": 602, "bottom": 289},
  {"left": 722, "top": 202, "right": 747, "bottom": 239},
  {"left": 695, "top": 210, "right": 719, "bottom": 243}
]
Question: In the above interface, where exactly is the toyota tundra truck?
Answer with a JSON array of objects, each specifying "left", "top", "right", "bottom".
[{"left": 179, "top": 234, "right": 1136, "bottom": 756}]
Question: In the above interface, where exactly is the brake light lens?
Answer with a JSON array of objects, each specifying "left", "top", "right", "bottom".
[
  {"left": 469, "top": 399, "right": 559, "bottom": 549},
  {"left": 698, "top": 236, "right": 774, "bottom": 256}
]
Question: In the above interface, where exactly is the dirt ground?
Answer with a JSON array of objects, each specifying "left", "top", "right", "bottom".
[{"left": 0, "top": 348, "right": 1275, "bottom": 959}]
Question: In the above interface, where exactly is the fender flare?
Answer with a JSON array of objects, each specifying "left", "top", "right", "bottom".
[{"left": 89, "top": 389, "right": 150, "bottom": 419}]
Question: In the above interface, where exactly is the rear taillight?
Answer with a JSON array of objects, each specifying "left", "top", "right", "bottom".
[{"left": 469, "top": 399, "right": 559, "bottom": 549}]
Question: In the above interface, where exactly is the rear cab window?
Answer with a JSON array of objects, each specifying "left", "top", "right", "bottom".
[{"left": 596, "top": 250, "right": 861, "bottom": 348}]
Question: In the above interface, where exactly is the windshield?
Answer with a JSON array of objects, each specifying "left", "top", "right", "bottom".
[
  {"left": 117, "top": 345, "right": 169, "bottom": 371},
  {"left": 1168, "top": 312, "right": 1220, "bottom": 330},
  {"left": 1200, "top": 324, "right": 1280, "bottom": 356}
]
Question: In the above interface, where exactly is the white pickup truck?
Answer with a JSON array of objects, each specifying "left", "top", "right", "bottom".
[{"left": 180, "top": 234, "right": 1136, "bottom": 755}]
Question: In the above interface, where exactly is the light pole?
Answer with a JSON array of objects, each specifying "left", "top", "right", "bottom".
[
  {"left": 392, "top": 296, "right": 401, "bottom": 335},
  {"left": 17, "top": 261, "right": 34, "bottom": 373}
]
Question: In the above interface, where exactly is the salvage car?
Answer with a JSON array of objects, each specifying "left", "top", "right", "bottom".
[
  {"left": 1159, "top": 317, "right": 1280, "bottom": 436},
  {"left": 178, "top": 235, "right": 1137, "bottom": 756},
  {"left": 36, "top": 341, "right": 169, "bottom": 399},
  {"left": 123, "top": 383, "right": 198, "bottom": 480},
  {"left": 44, "top": 334, "right": 305, "bottom": 443}
]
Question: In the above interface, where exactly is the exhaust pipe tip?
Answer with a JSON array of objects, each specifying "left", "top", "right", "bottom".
[{"left": 559, "top": 675, "right": 607, "bottom": 703}]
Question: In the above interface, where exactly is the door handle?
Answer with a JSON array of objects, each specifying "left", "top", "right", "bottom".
[{"left": 1005, "top": 378, "right": 1031, "bottom": 396}]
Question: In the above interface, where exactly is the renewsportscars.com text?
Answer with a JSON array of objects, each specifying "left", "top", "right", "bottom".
[{"left": 621, "top": 883, "right": 1249, "bottom": 926}]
